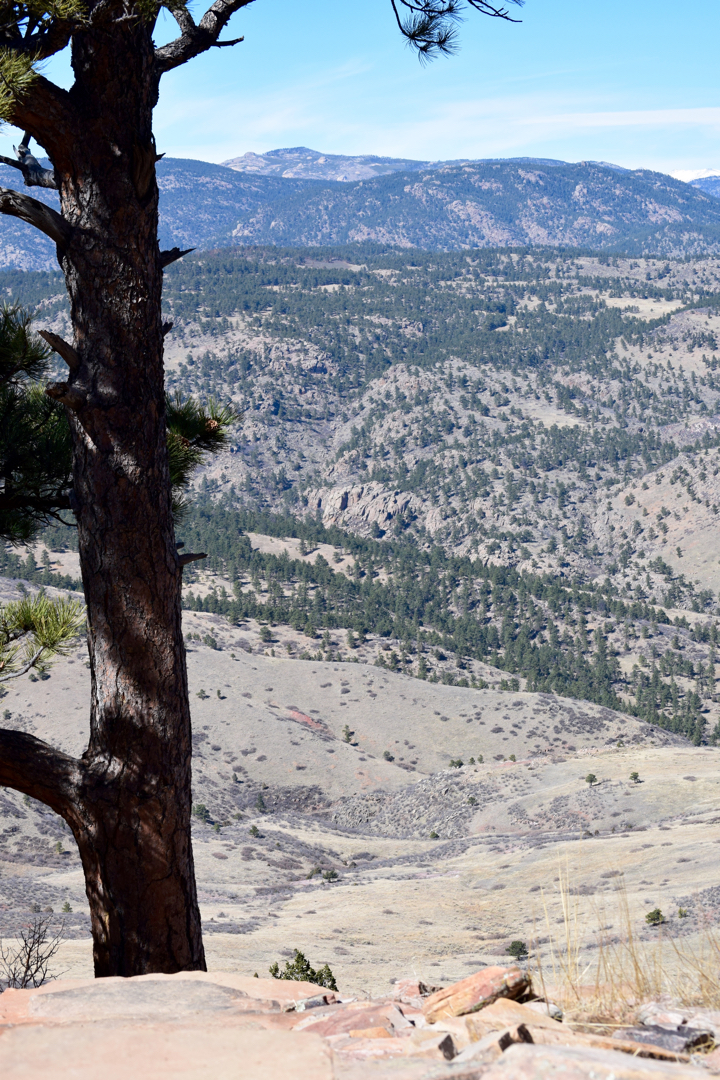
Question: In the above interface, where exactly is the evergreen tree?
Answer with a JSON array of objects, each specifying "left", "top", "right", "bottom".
[{"left": 0, "top": 0, "right": 520, "bottom": 978}]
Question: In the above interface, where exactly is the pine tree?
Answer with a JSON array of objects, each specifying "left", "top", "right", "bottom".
[{"left": 0, "top": 0, "right": 519, "bottom": 977}]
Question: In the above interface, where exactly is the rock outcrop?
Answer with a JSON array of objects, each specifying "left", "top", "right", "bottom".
[
  {"left": 307, "top": 483, "right": 422, "bottom": 534},
  {"left": 0, "top": 968, "right": 713, "bottom": 1079}
]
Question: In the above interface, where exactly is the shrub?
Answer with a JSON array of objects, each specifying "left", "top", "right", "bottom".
[
  {"left": 630, "top": 771, "right": 640, "bottom": 783},
  {"left": 322, "top": 869, "right": 338, "bottom": 882},
  {"left": 509, "top": 754, "right": 516, "bottom": 762},
  {"left": 249, "top": 824, "right": 260, "bottom": 838},
  {"left": 0, "top": 915, "right": 65, "bottom": 988},
  {"left": 269, "top": 949, "right": 337, "bottom": 991},
  {"left": 429, "top": 830, "right": 439, "bottom": 839},
  {"left": 585, "top": 773, "right": 597, "bottom": 787},
  {"left": 449, "top": 758, "right": 463, "bottom": 768},
  {"left": 193, "top": 803, "right": 210, "bottom": 823},
  {"left": 255, "top": 793, "right": 266, "bottom": 813},
  {"left": 196, "top": 689, "right": 209, "bottom": 700},
  {"left": 342, "top": 725, "right": 353, "bottom": 743},
  {"left": 259, "top": 626, "right": 272, "bottom": 643},
  {"left": 61, "top": 901, "right": 72, "bottom": 913},
  {"left": 645, "top": 908, "right": 665, "bottom": 926},
  {"left": 507, "top": 940, "right": 528, "bottom": 960},
  {"left": 383, "top": 749, "right": 394, "bottom": 761},
  {"left": 678, "top": 907, "right": 688, "bottom": 919}
]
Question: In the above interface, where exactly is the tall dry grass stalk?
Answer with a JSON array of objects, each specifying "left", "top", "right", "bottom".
[{"left": 528, "top": 865, "right": 720, "bottom": 1021}]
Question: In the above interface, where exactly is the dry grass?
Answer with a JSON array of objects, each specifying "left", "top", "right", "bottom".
[{"left": 528, "top": 865, "right": 720, "bottom": 1024}]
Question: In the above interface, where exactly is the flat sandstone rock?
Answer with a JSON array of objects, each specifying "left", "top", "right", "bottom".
[
  {"left": 422, "top": 965, "right": 529, "bottom": 1023},
  {"left": 480, "top": 1042, "right": 704, "bottom": 1080},
  {"left": 0, "top": 971, "right": 713, "bottom": 1080}
]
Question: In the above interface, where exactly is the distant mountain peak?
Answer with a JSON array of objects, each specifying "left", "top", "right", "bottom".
[
  {"left": 220, "top": 148, "right": 642, "bottom": 185},
  {"left": 221, "top": 147, "right": 436, "bottom": 182}
]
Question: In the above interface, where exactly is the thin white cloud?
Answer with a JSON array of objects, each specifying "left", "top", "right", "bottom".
[
  {"left": 672, "top": 168, "right": 720, "bottom": 182},
  {"left": 543, "top": 107, "right": 720, "bottom": 130},
  {"left": 152, "top": 71, "right": 720, "bottom": 173}
]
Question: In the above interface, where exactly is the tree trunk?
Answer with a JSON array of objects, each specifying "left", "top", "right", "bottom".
[{"left": 0, "top": 20, "right": 206, "bottom": 975}]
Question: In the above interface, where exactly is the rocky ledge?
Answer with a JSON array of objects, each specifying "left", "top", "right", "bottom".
[{"left": 1, "top": 966, "right": 718, "bottom": 1079}]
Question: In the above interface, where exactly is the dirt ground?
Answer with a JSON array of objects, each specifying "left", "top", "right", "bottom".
[{"left": 1, "top": 607, "right": 717, "bottom": 999}]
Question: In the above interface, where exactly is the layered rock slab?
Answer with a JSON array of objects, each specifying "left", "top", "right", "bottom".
[{"left": 2, "top": 969, "right": 717, "bottom": 1080}]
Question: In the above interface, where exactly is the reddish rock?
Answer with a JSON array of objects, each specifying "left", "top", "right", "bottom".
[
  {"left": 703, "top": 1046, "right": 720, "bottom": 1072},
  {"left": 422, "top": 966, "right": 530, "bottom": 1023},
  {"left": 426, "top": 998, "right": 563, "bottom": 1049},
  {"left": 333, "top": 1030, "right": 456, "bottom": 1062},
  {"left": 479, "top": 1042, "right": 702, "bottom": 1080},
  {"left": 0, "top": 1020, "right": 333, "bottom": 1080},
  {"left": 453, "top": 1023, "right": 533, "bottom": 1064},
  {"left": 293, "top": 1002, "right": 410, "bottom": 1037},
  {"left": 0, "top": 970, "right": 330, "bottom": 1027},
  {"left": 347, "top": 1026, "right": 393, "bottom": 1039},
  {"left": 391, "top": 978, "right": 438, "bottom": 1000},
  {"left": 462, "top": 997, "right": 564, "bottom": 1036}
]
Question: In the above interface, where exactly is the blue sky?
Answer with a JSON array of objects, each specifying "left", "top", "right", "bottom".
[{"left": 4, "top": 0, "right": 720, "bottom": 177}]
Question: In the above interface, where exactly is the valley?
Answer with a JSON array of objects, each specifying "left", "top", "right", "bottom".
[
  {"left": 0, "top": 603, "right": 716, "bottom": 997},
  {"left": 9, "top": 245, "right": 720, "bottom": 741},
  {"left": 3, "top": 234, "right": 720, "bottom": 1006}
]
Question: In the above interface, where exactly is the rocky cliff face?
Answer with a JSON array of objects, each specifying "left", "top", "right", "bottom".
[{"left": 306, "top": 483, "right": 422, "bottom": 535}]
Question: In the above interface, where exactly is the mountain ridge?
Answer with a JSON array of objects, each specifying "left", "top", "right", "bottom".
[
  {"left": 2, "top": 153, "right": 720, "bottom": 271},
  {"left": 220, "top": 145, "right": 631, "bottom": 182}
]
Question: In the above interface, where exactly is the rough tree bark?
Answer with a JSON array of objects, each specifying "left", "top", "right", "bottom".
[{"left": 0, "top": 19, "right": 208, "bottom": 976}]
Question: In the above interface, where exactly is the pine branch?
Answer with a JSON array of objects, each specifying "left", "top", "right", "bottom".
[
  {"left": 391, "top": 0, "right": 522, "bottom": 60},
  {"left": 37, "top": 330, "right": 79, "bottom": 371},
  {"left": 0, "top": 595, "right": 85, "bottom": 682},
  {"left": 0, "top": 138, "right": 58, "bottom": 189},
  {"left": 4, "top": 76, "right": 78, "bottom": 173},
  {"left": 155, "top": 0, "right": 256, "bottom": 73},
  {"left": 160, "top": 246, "right": 194, "bottom": 269},
  {"left": 0, "top": 185, "right": 71, "bottom": 249},
  {"left": 0, "top": 728, "right": 80, "bottom": 816}
]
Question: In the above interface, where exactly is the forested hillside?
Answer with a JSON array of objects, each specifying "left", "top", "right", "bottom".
[
  {"left": 6, "top": 244, "right": 720, "bottom": 745},
  {"left": 692, "top": 175, "right": 720, "bottom": 201},
  {"left": 3, "top": 155, "right": 720, "bottom": 270},
  {"left": 223, "top": 160, "right": 720, "bottom": 255}
]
